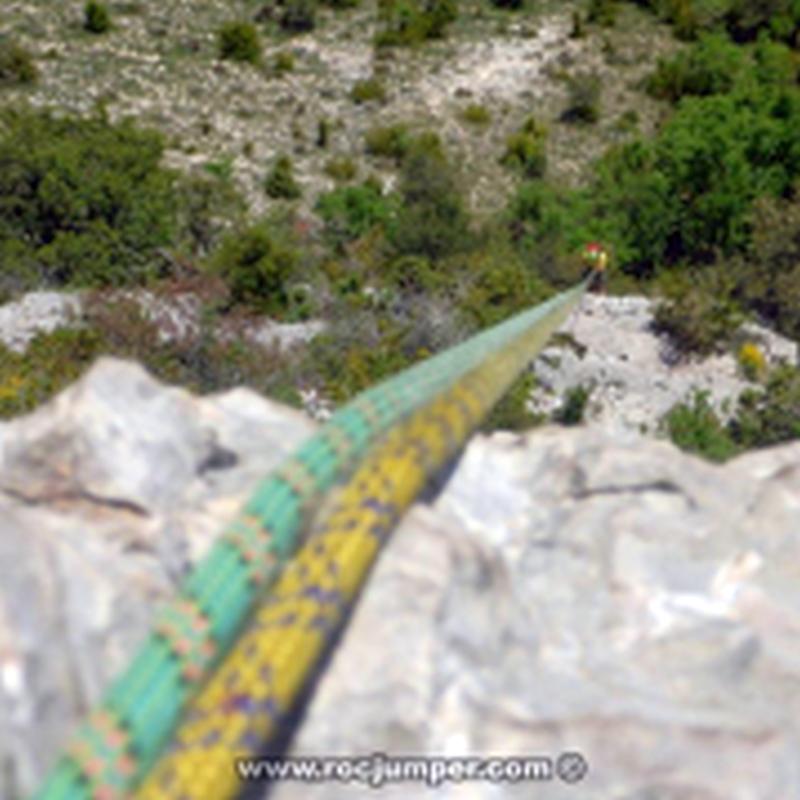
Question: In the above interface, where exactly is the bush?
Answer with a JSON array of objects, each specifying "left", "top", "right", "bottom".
[
  {"left": 375, "top": 0, "right": 458, "bottom": 46},
  {"left": 389, "top": 134, "right": 470, "bottom": 260},
  {"left": 561, "top": 72, "right": 602, "bottom": 124},
  {"left": 662, "top": 390, "right": 739, "bottom": 462},
  {"left": 0, "top": 41, "right": 38, "bottom": 85},
  {"left": 323, "top": 155, "right": 358, "bottom": 181},
  {"left": 0, "top": 106, "right": 177, "bottom": 291},
  {"left": 587, "top": 0, "right": 619, "bottom": 26},
  {"left": 364, "top": 123, "right": 411, "bottom": 161},
  {"left": 265, "top": 155, "right": 301, "bottom": 199},
  {"left": 728, "top": 191, "right": 800, "bottom": 342},
  {"left": 217, "top": 21, "right": 262, "bottom": 64},
  {"left": 500, "top": 116, "right": 548, "bottom": 178},
  {"left": 84, "top": 2, "right": 111, "bottom": 34},
  {"left": 481, "top": 373, "right": 544, "bottom": 432},
  {"left": 350, "top": 77, "right": 387, "bottom": 104},
  {"left": 645, "top": 33, "right": 748, "bottom": 102},
  {"left": 274, "top": 50, "right": 295, "bottom": 74},
  {"left": 207, "top": 221, "right": 298, "bottom": 315},
  {"left": 0, "top": 329, "right": 105, "bottom": 418},
  {"left": 280, "top": 0, "right": 317, "bottom": 33},
  {"left": 729, "top": 365, "right": 800, "bottom": 448},
  {"left": 460, "top": 104, "right": 492, "bottom": 126},
  {"left": 316, "top": 180, "right": 394, "bottom": 249},
  {"left": 652, "top": 270, "right": 743, "bottom": 356},
  {"left": 553, "top": 384, "right": 592, "bottom": 426}
]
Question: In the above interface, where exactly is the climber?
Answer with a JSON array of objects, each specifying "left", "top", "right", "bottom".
[{"left": 581, "top": 241, "right": 609, "bottom": 292}]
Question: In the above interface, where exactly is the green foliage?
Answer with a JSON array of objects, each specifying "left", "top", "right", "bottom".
[
  {"left": 587, "top": 0, "right": 619, "bottom": 26},
  {"left": 375, "top": 0, "right": 458, "bottom": 47},
  {"left": 481, "top": 373, "right": 544, "bottom": 432},
  {"left": 728, "top": 190, "right": 800, "bottom": 341},
  {"left": 217, "top": 21, "right": 262, "bottom": 64},
  {"left": 561, "top": 72, "right": 602, "bottom": 124},
  {"left": 0, "top": 40, "right": 38, "bottom": 85},
  {"left": 501, "top": 116, "right": 548, "bottom": 178},
  {"left": 207, "top": 221, "right": 298, "bottom": 315},
  {"left": 84, "top": 2, "right": 112, "bottom": 34},
  {"left": 174, "top": 171, "right": 246, "bottom": 257},
  {"left": 652, "top": 270, "right": 743, "bottom": 355},
  {"left": 265, "top": 155, "right": 301, "bottom": 199},
  {"left": 316, "top": 180, "right": 394, "bottom": 249},
  {"left": 364, "top": 123, "right": 411, "bottom": 161},
  {"left": 460, "top": 103, "right": 492, "bottom": 126},
  {"left": 730, "top": 365, "right": 800, "bottom": 448},
  {"left": 280, "top": 0, "right": 317, "bottom": 33},
  {"left": 0, "top": 329, "right": 104, "bottom": 418},
  {"left": 0, "top": 106, "right": 177, "bottom": 292},
  {"left": 662, "top": 390, "right": 739, "bottom": 461},
  {"left": 350, "top": 77, "right": 387, "bottom": 104},
  {"left": 274, "top": 50, "right": 295, "bottom": 74},
  {"left": 316, "top": 117, "right": 330, "bottom": 148},
  {"left": 553, "top": 384, "right": 592, "bottom": 425},
  {"left": 645, "top": 32, "right": 747, "bottom": 101},
  {"left": 389, "top": 134, "right": 470, "bottom": 260},
  {"left": 323, "top": 155, "right": 358, "bottom": 181}
]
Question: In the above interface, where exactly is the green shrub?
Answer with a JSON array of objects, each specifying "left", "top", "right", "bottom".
[
  {"left": 364, "top": 123, "right": 411, "bottom": 161},
  {"left": 0, "top": 41, "right": 38, "bottom": 85},
  {"left": 0, "top": 106, "right": 177, "bottom": 291},
  {"left": 500, "top": 116, "right": 548, "bottom": 178},
  {"left": 0, "top": 329, "right": 105, "bottom": 417},
  {"left": 84, "top": 2, "right": 112, "bottom": 34},
  {"left": 217, "top": 21, "right": 262, "bottom": 64},
  {"left": 350, "top": 77, "right": 387, "bottom": 104},
  {"left": 207, "top": 221, "right": 298, "bottom": 315},
  {"left": 375, "top": 0, "right": 457, "bottom": 46},
  {"left": 553, "top": 384, "right": 592, "bottom": 426},
  {"left": 587, "top": 0, "right": 619, "bottom": 26},
  {"left": 481, "top": 373, "right": 544, "bottom": 432},
  {"left": 652, "top": 270, "right": 743, "bottom": 356},
  {"left": 729, "top": 365, "right": 800, "bottom": 448},
  {"left": 662, "top": 390, "right": 739, "bottom": 462},
  {"left": 561, "top": 72, "right": 602, "bottom": 123},
  {"left": 460, "top": 104, "right": 492, "bottom": 126},
  {"left": 316, "top": 180, "right": 394, "bottom": 249},
  {"left": 728, "top": 191, "right": 800, "bottom": 341},
  {"left": 274, "top": 50, "right": 295, "bottom": 74},
  {"left": 280, "top": 0, "right": 317, "bottom": 33},
  {"left": 645, "top": 33, "right": 748, "bottom": 102},
  {"left": 265, "top": 155, "right": 301, "bottom": 199},
  {"left": 323, "top": 155, "right": 358, "bottom": 181},
  {"left": 389, "top": 134, "right": 470, "bottom": 260}
]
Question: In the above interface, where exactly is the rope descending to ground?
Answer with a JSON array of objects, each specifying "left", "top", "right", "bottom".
[{"left": 33, "top": 279, "right": 587, "bottom": 800}]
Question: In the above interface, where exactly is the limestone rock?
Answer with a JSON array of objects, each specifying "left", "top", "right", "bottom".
[
  {"left": 531, "top": 294, "right": 798, "bottom": 436},
  {"left": 0, "top": 359, "right": 798, "bottom": 800}
]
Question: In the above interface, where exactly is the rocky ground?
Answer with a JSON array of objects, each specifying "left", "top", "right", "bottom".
[
  {"left": 1, "top": 1, "right": 678, "bottom": 218},
  {"left": 1, "top": 288, "right": 795, "bottom": 432},
  {"left": 1, "top": 358, "right": 799, "bottom": 799}
]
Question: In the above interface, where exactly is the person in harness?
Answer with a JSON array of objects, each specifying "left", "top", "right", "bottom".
[{"left": 581, "top": 241, "right": 609, "bottom": 292}]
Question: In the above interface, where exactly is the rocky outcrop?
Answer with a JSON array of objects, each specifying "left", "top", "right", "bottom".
[
  {"left": 1, "top": 359, "right": 799, "bottom": 799},
  {"left": 531, "top": 294, "right": 798, "bottom": 435}
]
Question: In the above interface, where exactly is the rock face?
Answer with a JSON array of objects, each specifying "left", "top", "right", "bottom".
[
  {"left": 1, "top": 359, "right": 799, "bottom": 799},
  {"left": 531, "top": 294, "right": 798, "bottom": 435}
]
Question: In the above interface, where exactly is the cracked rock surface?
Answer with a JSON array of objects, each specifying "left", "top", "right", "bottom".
[{"left": 1, "top": 359, "right": 799, "bottom": 799}]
